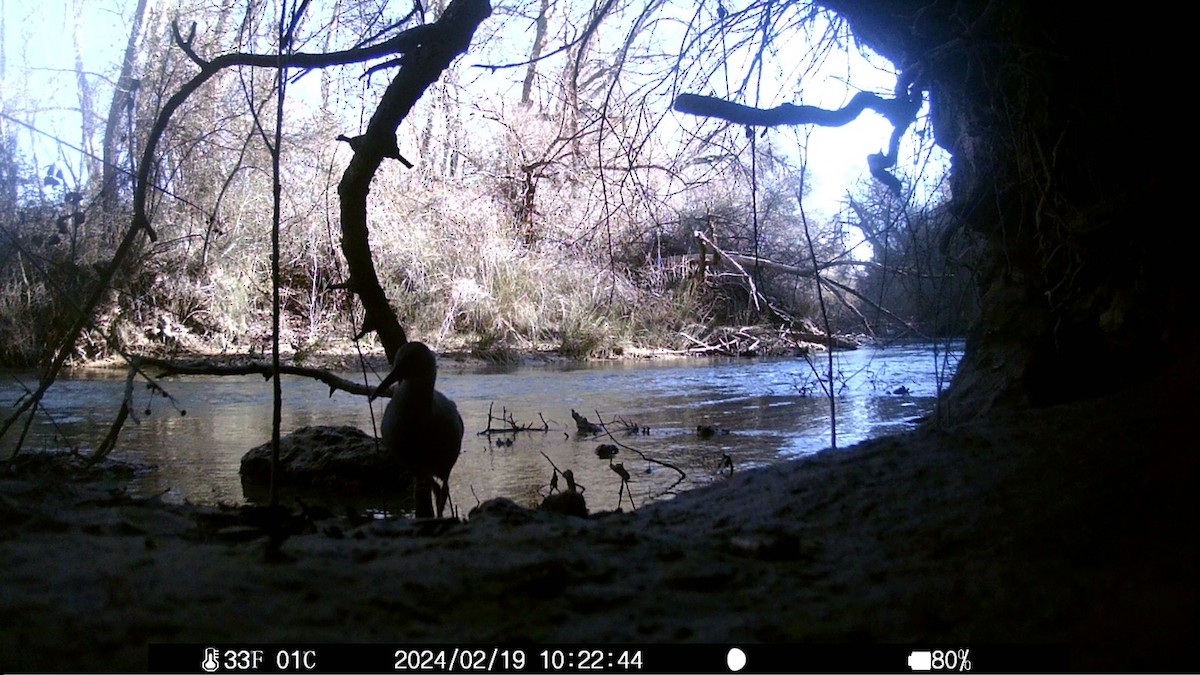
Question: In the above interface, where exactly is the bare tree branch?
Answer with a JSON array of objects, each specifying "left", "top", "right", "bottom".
[
  {"left": 336, "top": 0, "right": 492, "bottom": 362},
  {"left": 132, "top": 356, "right": 376, "bottom": 398},
  {"left": 672, "top": 85, "right": 922, "bottom": 196},
  {"left": 673, "top": 91, "right": 908, "bottom": 128}
]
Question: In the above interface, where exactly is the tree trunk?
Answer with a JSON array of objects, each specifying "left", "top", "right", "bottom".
[
  {"left": 520, "top": 0, "right": 550, "bottom": 107},
  {"left": 71, "top": 0, "right": 100, "bottom": 183},
  {"left": 817, "top": 1, "right": 1185, "bottom": 419},
  {"left": 99, "top": 0, "right": 151, "bottom": 211}
]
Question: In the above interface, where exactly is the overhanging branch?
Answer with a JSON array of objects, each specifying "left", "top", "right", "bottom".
[
  {"left": 673, "top": 83, "right": 922, "bottom": 196},
  {"left": 134, "top": 356, "right": 376, "bottom": 398},
  {"left": 674, "top": 91, "right": 906, "bottom": 127}
]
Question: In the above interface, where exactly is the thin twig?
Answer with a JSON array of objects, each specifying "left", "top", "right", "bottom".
[
  {"left": 477, "top": 402, "right": 550, "bottom": 435},
  {"left": 592, "top": 410, "right": 685, "bottom": 497},
  {"left": 795, "top": 142, "right": 836, "bottom": 449}
]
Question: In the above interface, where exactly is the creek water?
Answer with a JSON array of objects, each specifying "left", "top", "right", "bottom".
[{"left": 1, "top": 341, "right": 960, "bottom": 513}]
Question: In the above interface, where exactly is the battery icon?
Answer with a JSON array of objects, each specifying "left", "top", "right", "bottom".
[{"left": 908, "top": 651, "right": 933, "bottom": 671}]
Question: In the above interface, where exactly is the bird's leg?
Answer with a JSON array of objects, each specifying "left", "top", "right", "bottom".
[
  {"left": 434, "top": 478, "right": 452, "bottom": 518},
  {"left": 414, "top": 475, "right": 436, "bottom": 518}
]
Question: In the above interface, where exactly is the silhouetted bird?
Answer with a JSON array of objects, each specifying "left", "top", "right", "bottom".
[{"left": 370, "top": 342, "right": 463, "bottom": 518}]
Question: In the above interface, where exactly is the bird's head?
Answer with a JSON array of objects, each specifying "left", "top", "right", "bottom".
[{"left": 370, "top": 341, "right": 438, "bottom": 400}]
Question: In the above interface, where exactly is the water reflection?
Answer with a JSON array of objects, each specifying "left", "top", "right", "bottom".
[{"left": 1, "top": 342, "right": 960, "bottom": 512}]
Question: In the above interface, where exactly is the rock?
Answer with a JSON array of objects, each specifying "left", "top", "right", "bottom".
[
  {"left": 540, "top": 490, "right": 589, "bottom": 518},
  {"left": 469, "top": 497, "right": 536, "bottom": 524},
  {"left": 696, "top": 425, "right": 730, "bottom": 438},
  {"left": 239, "top": 425, "right": 401, "bottom": 490}
]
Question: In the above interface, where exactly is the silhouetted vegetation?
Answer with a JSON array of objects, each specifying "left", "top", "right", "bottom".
[{"left": 848, "top": 181, "right": 978, "bottom": 339}]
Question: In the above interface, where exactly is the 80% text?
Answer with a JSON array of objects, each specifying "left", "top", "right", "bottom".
[{"left": 907, "top": 649, "right": 972, "bottom": 672}]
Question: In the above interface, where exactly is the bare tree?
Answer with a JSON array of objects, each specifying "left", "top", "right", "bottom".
[{"left": 100, "top": 0, "right": 153, "bottom": 212}]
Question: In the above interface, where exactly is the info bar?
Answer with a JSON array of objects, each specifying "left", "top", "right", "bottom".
[{"left": 148, "top": 644, "right": 1071, "bottom": 674}]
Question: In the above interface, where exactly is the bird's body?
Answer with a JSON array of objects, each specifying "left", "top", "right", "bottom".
[{"left": 371, "top": 342, "right": 463, "bottom": 518}]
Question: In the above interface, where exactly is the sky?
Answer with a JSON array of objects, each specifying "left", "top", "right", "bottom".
[{"left": 0, "top": 0, "right": 948, "bottom": 221}]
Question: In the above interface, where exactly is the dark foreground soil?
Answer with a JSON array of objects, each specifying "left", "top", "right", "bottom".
[{"left": 1, "top": 369, "right": 1196, "bottom": 673}]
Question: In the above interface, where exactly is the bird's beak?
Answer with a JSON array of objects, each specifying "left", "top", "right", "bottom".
[{"left": 370, "top": 366, "right": 403, "bottom": 401}]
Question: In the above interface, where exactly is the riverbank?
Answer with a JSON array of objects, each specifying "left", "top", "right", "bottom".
[
  {"left": 1, "top": 364, "right": 1194, "bottom": 672},
  {"left": 73, "top": 319, "right": 870, "bottom": 374}
]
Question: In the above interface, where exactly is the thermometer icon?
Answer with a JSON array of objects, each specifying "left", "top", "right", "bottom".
[{"left": 201, "top": 647, "right": 220, "bottom": 673}]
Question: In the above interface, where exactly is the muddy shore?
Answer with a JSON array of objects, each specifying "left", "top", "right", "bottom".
[{"left": 1, "top": 368, "right": 1195, "bottom": 672}]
